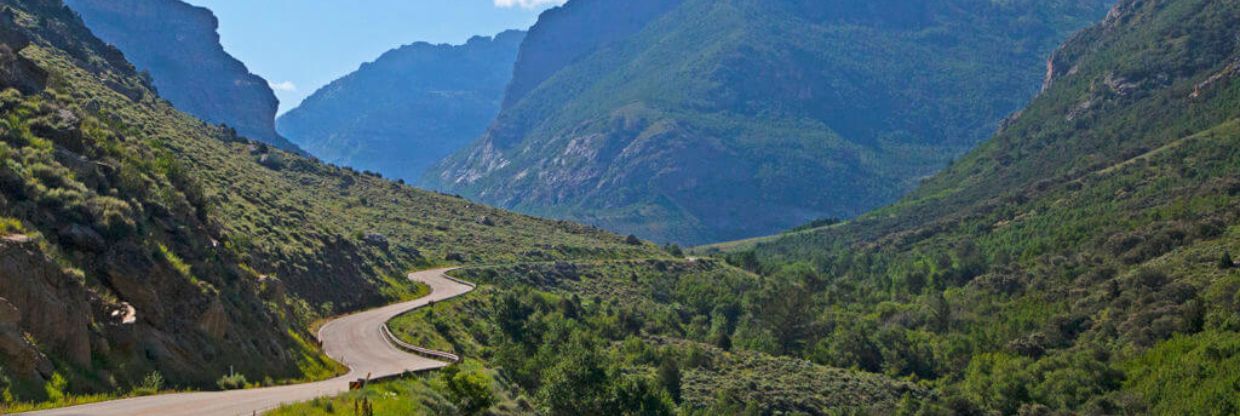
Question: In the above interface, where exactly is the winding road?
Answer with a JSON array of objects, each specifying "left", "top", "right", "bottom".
[{"left": 21, "top": 268, "right": 473, "bottom": 416}]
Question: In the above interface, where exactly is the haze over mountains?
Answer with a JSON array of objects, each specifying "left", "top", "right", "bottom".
[
  {"left": 64, "top": 0, "right": 300, "bottom": 153},
  {"left": 62, "top": 0, "right": 1114, "bottom": 246},
  {"left": 425, "top": 0, "right": 1116, "bottom": 245},
  {"left": 0, "top": 0, "right": 649, "bottom": 402},
  {"left": 3, "top": 0, "right": 1239, "bottom": 414},
  {"left": 277, "top": 30, "right": 525, "bottom": 183}
]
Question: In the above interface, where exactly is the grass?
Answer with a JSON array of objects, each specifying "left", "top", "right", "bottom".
[
  {"left": 267, "top": 360, "right": 526, "bottom": 416},
  {"left": 377, "top": 260, "right": 920, "bottom": 414},
  {"left": 0, "top": 2, "right": 663, "bottom": 406},
  {"left": 2, "top": 392, "right": 124, "bottom": 414},
  {"left": 0, "top": 216, "right": 24, "bottom": 235}
]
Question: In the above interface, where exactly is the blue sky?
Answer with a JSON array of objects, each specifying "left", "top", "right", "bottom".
[{"left": 184, "top": 0, "right": 564, "bottom": 113}]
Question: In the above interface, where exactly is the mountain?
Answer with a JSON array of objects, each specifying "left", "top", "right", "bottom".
[
  {"left": 705, "top": 0, "right": 1240, "bottom": 412},
  {"left": 63, "top": 0, "right": 301, "bottom": 152},
  {"left": 0, "top": 0, "right": 655, "bottom": 405},
  {"left": 278, "top": 31, "right": 524, "bottom": 182},
  {"left": 424, "top": 0, "right": 1115, "bottom": 245}
]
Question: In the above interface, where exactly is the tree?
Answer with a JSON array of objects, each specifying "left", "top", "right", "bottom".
[
  {"left": 752, "top": 273, "right": 815, "bottom": 354},
  {"left": 1221, "top": 251, "right": 1234, "bottom": 270},
  {"left": 626, "top": 234, "right": 643, "bottom": 245},
  {"left": 437, "top": 364, "right": 496, "bottom": 415},
  {"left": 611, "top": 376, "right": 675, "bottom": 416},
  {"left": 494, "top": 292, "right": 531, "bottom": 342},
  {"left": 657, "top": 357, "right": 682, "bottom": 403},
  {"left": 538, "top": 345, "right": 611, "bottom": 415},
  {"left": 713, "top": 330, "right": 733, "bottom": 351}
]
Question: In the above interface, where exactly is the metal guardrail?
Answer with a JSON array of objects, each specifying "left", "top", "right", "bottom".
[
  {"left": 374, "top": 270, "right": 473, "bottom": 364},
  {"left": 439, "top": 272, "right": 477, "bottom": 289},
  {"left": 379, "top": 322, "right": 461, "bottom": 363}
]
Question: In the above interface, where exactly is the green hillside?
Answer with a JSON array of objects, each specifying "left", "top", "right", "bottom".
[
  {"left": 0, "top": 0, "right": 656, "bottom": 407},
  {"left": 706, "top": 0, "right": 1240, "bottom": 413},
  {"left": 276, "top": 259, "right": 927, "bottom": 415},
  {"left": 426, "top": 0, "right": 1113, "bottom": 245}
]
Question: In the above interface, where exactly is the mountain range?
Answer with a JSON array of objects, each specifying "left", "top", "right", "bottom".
[
  {"left": 2, "top": 0, "right": 1238, "bottom": 414},
  {"left": 277, "top": 31, "right": 525, "bottom": 183},
  {"left": 0, "top": 0, "right": 650, "bottom": 402},
  {"left": 424, "top": 0, "right": 1116, "bottom": 245}
]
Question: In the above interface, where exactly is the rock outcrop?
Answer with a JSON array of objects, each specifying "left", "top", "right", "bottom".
[
  {"left": 65, "top": 0, "right": 301, "bottom": 152},
  {"left": 0, "top": 236, "right": 98, "bottom": 375}
]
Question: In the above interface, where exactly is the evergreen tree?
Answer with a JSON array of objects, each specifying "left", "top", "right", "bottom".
[{"left": 657, "top": 357, "right": 682, "bottom": 403}]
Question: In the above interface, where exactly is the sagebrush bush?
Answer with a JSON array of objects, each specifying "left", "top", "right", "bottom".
[
  {"left": 216, "top": 372, "right": 247, "bottom": 391},
  {"left": 133, "top": 371, "right": 164, "bottom": 396}
]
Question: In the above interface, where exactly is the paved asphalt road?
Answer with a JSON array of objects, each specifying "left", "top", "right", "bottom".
[{"left": 21, "top": 268, "right": 473, "bottom": 416}]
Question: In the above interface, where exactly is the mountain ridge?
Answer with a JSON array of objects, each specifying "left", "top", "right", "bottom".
[
  {"left": 425, "top": 0, "right": 1115, "bottom": 245},
  {"left": 278, "top": 30, "right": 524, "bottom": 182},
  {"left": 64, "top": 0, "right": 301, "bottom": 152},
  {"left": 709, "top": 0, "right": 1240, "bottom": 412}
]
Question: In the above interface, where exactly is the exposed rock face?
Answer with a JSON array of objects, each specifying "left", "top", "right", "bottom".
[
  {"left": 278, "top": 31, "right": 524, "bottom": 182},
  {"left": 0, "top": 296, "right": 55, "bottom": 384},
  {"left": 0, "top": 237, "right": 97, "bottom": 372},
  {"left": 64, "top": 0, "right": 301, "bottom": 152},
  {"left": 426, "top": 0, "right": 1116, "bottom": 245},
  {"left": 0, "top": 17, "right": 46, "bottom": 94}
]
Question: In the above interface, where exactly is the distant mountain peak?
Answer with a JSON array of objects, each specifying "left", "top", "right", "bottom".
[{"left": 278, "top": 30, "right": 526, "bottom": 182}]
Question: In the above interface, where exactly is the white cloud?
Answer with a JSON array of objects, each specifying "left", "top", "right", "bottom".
[
  {"left": 494, "top": 0, "right": 566, "bottom": 9},
  {"left": 269, "top": 81, "right": 297, "bottom": 93}
]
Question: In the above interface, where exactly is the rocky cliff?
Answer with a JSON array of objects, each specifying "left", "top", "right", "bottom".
[{"left": 64, "top": 0, "right": 300, "bottom": 152}]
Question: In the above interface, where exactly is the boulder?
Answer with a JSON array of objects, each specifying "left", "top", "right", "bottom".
[
  {"left": 363, "top": 233, "right": 389, "bottom": 249},
  {"left": 59, "top": 223, "right": 107, "bottom": 252}
]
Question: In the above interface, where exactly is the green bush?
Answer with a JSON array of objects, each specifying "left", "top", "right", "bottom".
[
  {"left": 43, "top": 373, "right": 67, "bottom": 403},
  {"left": 0, "top": 217, "right": 23, "bottom": 235},
  {"left": 215, "top": 372, "right": 247, "bottom": 391},
  {"left": 133, "top": 371, "right": 163, "bottom": 396},
  {"left": 435, "top": 364, "right": 495, "bottom": 415}
]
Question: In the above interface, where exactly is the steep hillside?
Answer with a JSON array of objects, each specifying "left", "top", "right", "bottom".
[
  {"left": 64, "top": 0, "right": 300, "bottom": 152},
  {"left": 278, "top": 31, "right": 524, "bottom": 182},
  {"left": 711, "top": 0, "right": 1240, "bottom": 413},
  {"left": 426, "top": 0, "right": 1113, "bottom": 245},
  {"left": 500, "top": 0, "right": 684, "bottom": 109},
  {"left": 0, "top": 0, "right": 656, "bottom": 408}
]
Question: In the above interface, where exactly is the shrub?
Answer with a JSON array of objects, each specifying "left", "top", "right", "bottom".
[
  {"left": 216, "top": 372, "right": 247, "bottom": 391},
  {"left": 0, "top": 217, "right": 23, "bottom": 235},
  {"left": 1221, "top": 251, "right": 1234, "bottom": 270},
  {"left": 436, "top": 365, "right": 495, "bottom": 415},
  {"left": 626, "top": 234, "right": 643, "bottom": 245},
  {"left": 133, "top": 371, "right": 163, "bottom": 396},
  {"left": 43, "top": 372, "right": 68, "bottom": 403},
  {"left": 85, "top": 196, "right": 137, "bottom": 239}
]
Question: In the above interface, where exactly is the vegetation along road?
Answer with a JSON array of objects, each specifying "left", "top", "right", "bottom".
[{"left": 20, "top": 269, "right": 474, "bottom": 416}]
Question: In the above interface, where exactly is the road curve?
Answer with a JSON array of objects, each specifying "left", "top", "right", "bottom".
[{"left": 21, "top": 268, "right": 473, "bottom": 416}]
